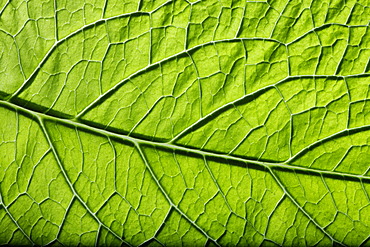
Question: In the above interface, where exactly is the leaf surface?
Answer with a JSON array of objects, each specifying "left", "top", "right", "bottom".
[{"left": 0, "top": 0, "right": 370, "bottom": 246}]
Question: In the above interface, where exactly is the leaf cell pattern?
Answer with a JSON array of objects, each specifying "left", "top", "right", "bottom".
[{"left": 0, "top": 0, "right": 370, "bottom": 246}]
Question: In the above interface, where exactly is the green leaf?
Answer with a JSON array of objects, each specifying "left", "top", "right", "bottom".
[{"left": 0, "top": 0, "right": 369, "bottom": 246}]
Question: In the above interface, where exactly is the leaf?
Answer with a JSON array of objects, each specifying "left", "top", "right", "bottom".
[{"left": 0, "top": 0, "right": 369, "bottom": 246}]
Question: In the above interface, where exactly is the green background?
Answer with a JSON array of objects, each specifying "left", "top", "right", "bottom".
[{"left": 0, "top": 0, "right": 369, "bottom": 245}]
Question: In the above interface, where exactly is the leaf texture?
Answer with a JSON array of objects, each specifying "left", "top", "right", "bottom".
[{"left": 0, "top": 0, "right": 370, "bottom": 246}]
